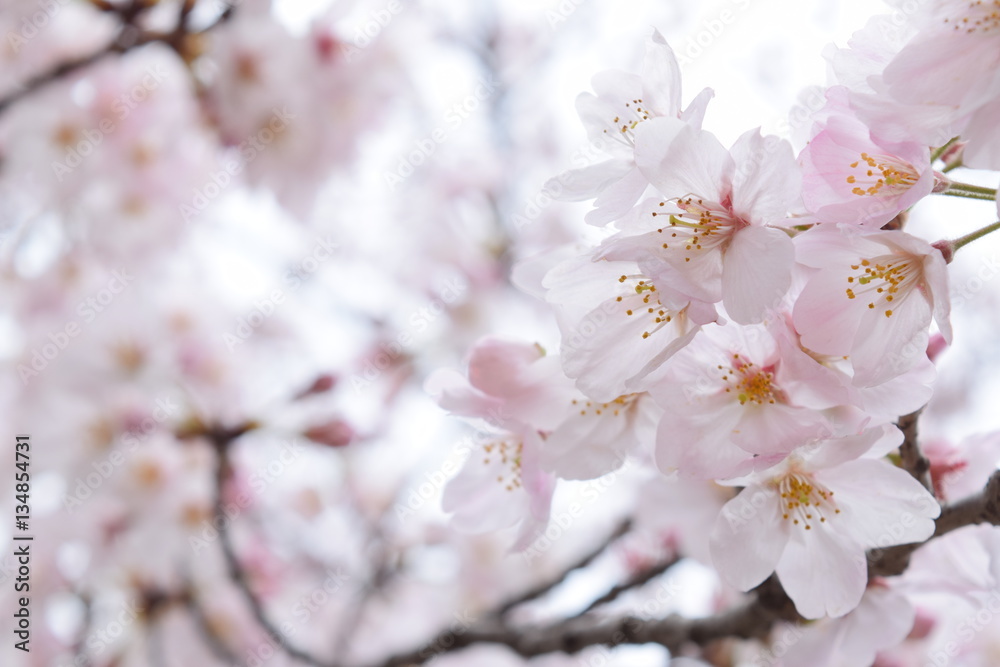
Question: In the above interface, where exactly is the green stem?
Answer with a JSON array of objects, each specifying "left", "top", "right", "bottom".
[
  {"left": 937, "top": 189, "right": 997, "bottom": 202},
  {"left": 952, "top": 220, "right": 1000, "bottom": 253},
  {"left": 931, "top": 137, "right": 959, "bottom": 163},
  {"left": 947, "top": 181, "right": 998, "bottom": 197},
  {"left": 942, "top": 159, "right": 963, "bottom": 174}
]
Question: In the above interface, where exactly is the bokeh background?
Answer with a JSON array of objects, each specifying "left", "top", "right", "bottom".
[{"left": 2, "top": 0, "right": 999, "bottom": 665}]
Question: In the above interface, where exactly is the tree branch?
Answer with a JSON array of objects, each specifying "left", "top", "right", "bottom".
[
  {"left": 190, "top": 422, "right": 1000, "bottom": 667},
  {"left": 496, "top": 518, "right": 632, "bottom": 617},
  {"left": 0, "top": 0, "right": 235, "bottom": 116},
  {"left": 372, "top": 588, "right": 787, "bottom": 667},
  {"left": 209, "top": 424, "right": 332, "bottom": 667},
  {"left": 869, "top": 469, "right": 1000, "bottom": 577},
  {"left": 896, "top": 409, "right": 933, "bottom": 494},
  {"left": 571, "top": 553, "right": 683, "bottom": 618},
  {"left": 368, "top": 468, "right": 1000, "bottom": 666}
]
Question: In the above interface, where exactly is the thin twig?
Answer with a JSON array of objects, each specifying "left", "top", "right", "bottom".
[
  {"left": 0, "top": 0, "right": 235, "bottom": 116},
  {"left": 372, "top": 587, "right": 787, "bottom": 667},
  {"left": 496, "top": 518, "right": 632, "bottom": 617},
  {"left": 571, "top": 553, "right": 683, "bottom": 618},
  {"left": 371, "top": 469, "right": 1000, "bottom": 666},
  {"left": 210, "top": 425, "right": 332, "bottom": 667}
]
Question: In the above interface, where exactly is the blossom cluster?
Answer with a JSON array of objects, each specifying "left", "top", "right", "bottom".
[{"left": 432, "top": 5, "right": 1000, "bottom": 658}]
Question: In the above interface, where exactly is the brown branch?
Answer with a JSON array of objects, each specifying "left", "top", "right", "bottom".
[
  {"left": 869, "top": 469, "right": 1000, "bottom": 577},
  {"left": 372, "top": 584, "right": 789, "bottom": 667},
  {"left": 571, "top": 553, "right": 683, "bottom": 618},
  {"left": 209, "top": 424, "right": 332, "bottom": 667},
  {"left": 0, "top": 0, "right": 235, "bottom": 116},
  {"left": 495, "top": 518, "right": 632, "bottom": 617},
  {"left": 367, "top": 467, "right": 1000, "bottom": 667},
  {"left": 71, "top": 592, "right": 94, "bottom": 667},
  {"left": 187, "top": 416, "right": 1000, "bottom": 667},
  {"left": 896, "top": 409, "right": 933, "bottom": 494},
  {"left": 331, "top": 521, "right": 393, "bottom": 659}
]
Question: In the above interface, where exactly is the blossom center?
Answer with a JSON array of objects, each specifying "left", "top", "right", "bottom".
[
  {"left": 943, "top": 2, "right": 1000, "bottom": 34},
  {"left": 616, "top": 275, "right": 677, "bottom": 340},
  {"left": 651, "top": 197, "right": 742, "bottom": 263},
  {"left": 572, "top": 393, "right": 641, "bottom": 417},
  {"left": 719, "top": 354, "right": 780, "bottom": 406},
  {"left": 845, "top": 152, "right": 919, "bottom": 197},
  {"left": 774, "top": 472, "right": 840, "bottom": 530},
  {"left": 603, "top": 97, "right": 652, "bottom": 146},
  {"left": 844, "top": 254, "right": 922, "bottom": 318},
  {"left": 481, "top": 439, "right": 522, "bottom": 492}
]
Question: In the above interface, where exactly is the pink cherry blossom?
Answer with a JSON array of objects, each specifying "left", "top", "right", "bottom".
[
  {"left": 925, "top": 432, "right": 1000, "bottom": 502},
  {"left": 793, "top": 226, "right": 952, "bottom": 386},
  {"left": 538, "top": 251, "right": 718, "bottom": 401},
  {"left": 799, "top": 87, "right": 947, "bottom": 228},
  {"left": 824, "top": 13, "right": 962, "bottom": 151},
  {"left": 880, "top": 0, "right": 1000, "bottom": 168},
  {"left": 442, "top": 430, "right": 556, "bottom": 551},
  {"left": 710, "top": 426, "right": 939, "bottom": 619},
  {"left": 648, "top": 322, "right": 835, "bottom": 480},
  {"left": 549, "top": 29, "right": 714, "bottom": 226},
  {"left": 600, "top": 118, "right": 799, "bottom": 324},
  {"left": 429, "top": 336, "right": 659, "bottom": 548},
  {"left": 777, "top": 585, "right": 916, "bottom": 667},
  {"left": 770, "top": 311, "right": 935, "bottom": 431}
]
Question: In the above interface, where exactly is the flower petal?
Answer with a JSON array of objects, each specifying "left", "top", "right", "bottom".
[
  {"left": 722, "top": 225, "right": 794, "bottom": 324},
  {"left": 710, "top": 484, "right": 789, "bottom": 590}
]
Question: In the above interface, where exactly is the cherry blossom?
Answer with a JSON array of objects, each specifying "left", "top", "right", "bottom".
[
  {"left": 549, "top": 29, "right": 714, "bottom": 226},
  {"left": 879, "top": 0, "right": 1000, "bottom": 168},
  {"left": 777, "top": 585, "right": 916, "bottom": 667},
  {"left": 799, "top": 87, "right": 947, "bottom": 228},
  {"left": 648, "top": 322, "right": 836, "bottom": 480},
  {"left": 536, "top": 250, "right": 717, "bottom": 401},
  {"left": 599, "top": 119, "right": 799, "bottom": 324},
  {"left": 793, "top": 225, "right": 952, "bottom": 386},
  {"left": 7, "top": 1, "right": 1000, "bottom": 664},
  {"left": 710, "top": 426, "right": 939, "bottom": 618}
]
